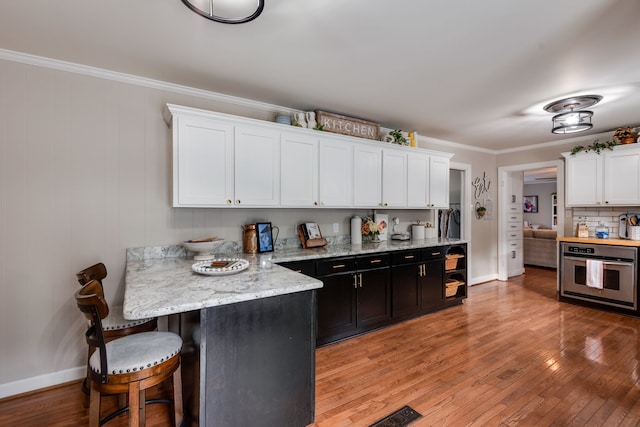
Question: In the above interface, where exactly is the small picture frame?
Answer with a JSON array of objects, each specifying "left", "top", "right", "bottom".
[
  {"left": 523, "top": 195, "right": 538, "bottom": 213},
  {"left": 256, "top": 222, "right": 274, "bottom": 253}
]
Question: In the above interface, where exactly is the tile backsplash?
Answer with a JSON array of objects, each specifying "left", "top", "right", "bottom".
[{"left": 571, "top": 206, "right": 640, "bottom": 238}]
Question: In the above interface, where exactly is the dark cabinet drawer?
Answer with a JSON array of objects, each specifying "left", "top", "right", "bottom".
[
  {"left": 357, "top": 253, "right": 390, "bottom": 269},
  {"left": 422, "top": 246, "right": 445, "bottom": 261},
  {"left": 279, "top": 260, "right": 316, "bottom": 277},
  {"left": 316, "top": 257, "right": 357, "bottom": 276},
  {"left": 392, "top": 250, "right": 421, "bottom": 265}
]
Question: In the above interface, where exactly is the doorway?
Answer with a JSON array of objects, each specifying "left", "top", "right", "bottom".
[{"left": 498, "top": 160, "right": 564, "bottom": 281}]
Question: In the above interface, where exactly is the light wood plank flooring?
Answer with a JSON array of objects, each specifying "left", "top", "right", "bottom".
[{"left": 3, "top": 266, "right": 640, "bottom": 426}]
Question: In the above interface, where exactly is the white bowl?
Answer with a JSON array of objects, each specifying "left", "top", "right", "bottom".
[
  {"left": 182, "top": 239, "right": 224, "bottom": 260},
  {"left": 531, "top": 225, "right": 540, "bottom": 230}
]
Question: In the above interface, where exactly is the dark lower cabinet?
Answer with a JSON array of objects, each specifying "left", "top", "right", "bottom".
[
  {"left": 391, "top": 262, "right": 422, "bottom": 320},
  {"left": 317, "top": 270, "right": 357, "bottom": 344},
  {"left": 421, "top": 258, "right": 444, "bottom": 310},
  {"left": 279, "top": 243, "right": 466, "bottom": 346},
  {"left": 391, "top": 247, "right": 445, "bottom": 319},
  {"left": 315, "top": 254, "right": 391, "bottom": 345}
]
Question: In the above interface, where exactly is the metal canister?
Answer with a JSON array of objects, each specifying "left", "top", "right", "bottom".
[{"left": 242, "top": 224, "right": 257, "bottom": 253}]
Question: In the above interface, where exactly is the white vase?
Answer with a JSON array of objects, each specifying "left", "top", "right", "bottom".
[{"left": 306, "top": 111, "right": 317, "bottom": 129}]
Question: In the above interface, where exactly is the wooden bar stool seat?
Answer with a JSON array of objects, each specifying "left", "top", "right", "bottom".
[
  {"left": 75, "top": 280, "right": 184, "bottom": 427},
  {"left": 76, "top": 263, "right": 157, "bottom": 394}
]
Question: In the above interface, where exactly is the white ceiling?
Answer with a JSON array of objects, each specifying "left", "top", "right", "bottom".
[{"left": 1, "top": 0, "right": 639, "bottom": 151}]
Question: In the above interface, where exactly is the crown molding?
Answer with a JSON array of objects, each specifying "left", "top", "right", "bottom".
[{"left": 0, "top": 48, "right": 296, "bottom": 115}]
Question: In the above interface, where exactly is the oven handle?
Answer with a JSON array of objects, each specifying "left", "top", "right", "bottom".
[{"left": 563, "top": 256, "right": 635, "bottom": 267}]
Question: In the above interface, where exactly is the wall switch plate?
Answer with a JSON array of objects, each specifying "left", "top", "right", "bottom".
[{"left": 333, "top": 223, "right": 339, "bottom": 233}]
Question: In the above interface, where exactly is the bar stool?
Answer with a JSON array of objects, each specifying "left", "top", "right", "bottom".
[
  {"left": 75, "top": 280, "right": 184, "bottom": 427},
  {"left": 76, "top": 263, "right": 158, "bottom": 394}
]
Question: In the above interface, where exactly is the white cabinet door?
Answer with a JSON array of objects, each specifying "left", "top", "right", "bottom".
[
  {"left": 318, "top": 138, "right": 353, "bottom": 207},
  {"left": 234, "top": 126, "right": 280, "bottom": 206},
  {"left": 280, "top": 133, "right": 319, "bottom": 207},
  {"left": 428, "top": 155, "right": 450, "bottom": 208},
  {"left": 407, "top": 153, "right": 429, "bottom": 208},
  {"left": 353, "top": 143, "right": 382, "bottom": 207},
  {"left": 604, "top": 149, "right": 640, "bottom": 205},
  {"left": 381, "top": 149, "right": 407, "bottom": 207},
  {"left": 565, "top": 152, "right": 602, "bottom": 206},
  {"left": 172, "top": 115, "right": 234, "bottom": 207}
]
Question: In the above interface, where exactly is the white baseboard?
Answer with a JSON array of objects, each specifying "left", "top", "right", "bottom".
[
  {"left": 469, "top": 273, "right": 499, "bottom": 286},
  {"left": 0, "top": 366, "right": 85, "bottom": 399}
]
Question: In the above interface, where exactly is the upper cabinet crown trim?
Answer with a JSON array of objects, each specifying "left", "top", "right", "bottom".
[{"left": 165, "top": 104, "right": 453, "bottom": 159}]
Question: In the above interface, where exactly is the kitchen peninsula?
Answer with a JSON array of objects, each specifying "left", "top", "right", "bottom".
[{"left": 123, "top": 238, "right": 466, "bottom": 426}]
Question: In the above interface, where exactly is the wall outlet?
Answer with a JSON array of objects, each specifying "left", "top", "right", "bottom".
[{"left": 333, "top": 223, "right": 339, "bottom": 233}]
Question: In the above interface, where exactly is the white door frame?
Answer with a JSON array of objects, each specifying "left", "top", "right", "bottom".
[
  {"left": 497, "top": 160, "right": 564, "bottom": 281},
  {"left": 451, "top": 162, "right": 472, "bottom": 282}
]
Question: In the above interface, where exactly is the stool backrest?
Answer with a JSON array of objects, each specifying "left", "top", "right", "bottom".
[
  {"left": 75, "top": 280, "right": 110, "bottom": 383},
  {"left": 76, "top": 263, "right": 108, "bottom": 286}
]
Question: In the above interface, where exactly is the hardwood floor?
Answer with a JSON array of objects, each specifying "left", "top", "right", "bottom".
[{"left": 3, "top": 266, "right": 640, "bottom": 426}]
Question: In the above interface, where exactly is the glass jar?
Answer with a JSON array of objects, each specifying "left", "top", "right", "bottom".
[{"left": 595, "top": 223, "right": 609, "bottom": 239}]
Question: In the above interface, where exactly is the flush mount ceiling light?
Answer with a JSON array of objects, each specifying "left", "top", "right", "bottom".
[
  {"left": 543, "top": 95, "right": 602, "bottom": 134},
  {"left": 181, "top": 0, "right": 264, "bottom": 24}
]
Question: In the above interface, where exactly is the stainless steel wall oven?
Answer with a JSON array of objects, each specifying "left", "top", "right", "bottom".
[{"left": 560, "top": 242, "right": 637, "bottom": 310}]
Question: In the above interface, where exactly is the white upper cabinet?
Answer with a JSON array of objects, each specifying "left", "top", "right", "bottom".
[
  {"left": 407, "top": 153, "right": 430, "bottom": 207},
  {"left": 165, "top": 104, "right": 454, "bottom": 209},
  {"left": 318, "top": 138, "right": 353, "bottom": 207},
  {"left": 234, "top": 126, "right": 280, "bottom": 207},
  {"left": 381, "top": 149, "right": 407, "bottom": 207},
  {"left": 428, "top": 154, "right": 450, "bottom": 208},
  {"left": 407, "top": 152, "right": 450, "bottom": 208},
  {"left": 603, "top": 148, "right": 640, "bottom": 205},
  {"left": 564, "top": 144, "right": 640, "bottom": 206},
  {"left": 353, "top": 143, "right": 382, "bottom": 207},
  {"left": 171, "top": 114, "right": 234, "bottom": 207},
  {"left": 280, "top": 132, "right": 319, "bottom": 207}
]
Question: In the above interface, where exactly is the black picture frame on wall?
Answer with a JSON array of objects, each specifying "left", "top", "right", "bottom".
[
  {"left": 523, "top": 195, "right": 538, "bottom": 213},
  {"left": 256, "top": 222, "right": 274, "bottom": 253}
]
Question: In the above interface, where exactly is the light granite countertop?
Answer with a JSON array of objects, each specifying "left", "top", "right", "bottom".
[{"left": 123, "top": 238, "right": 466, "bottom": 320}]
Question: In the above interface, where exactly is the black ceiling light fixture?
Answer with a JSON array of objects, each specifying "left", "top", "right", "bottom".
[
  {"left": 181, "top": 0, "right": 264, "bottom": 24},
  {"left": 543, "top": 95, "right": 602, "bottom": 134}
]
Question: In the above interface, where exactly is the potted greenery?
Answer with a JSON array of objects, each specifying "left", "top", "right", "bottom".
[
  {"left": 389, "top": 129, "right": 408, "bottom": 145},
  {"left": 476, "top": 206, "right": 487, "bottom": 218},
  {"left": 570, "top": 139, "right": 617, "bottom": 155}
]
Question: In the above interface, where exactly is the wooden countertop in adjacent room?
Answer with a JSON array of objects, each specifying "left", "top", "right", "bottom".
[{"left": 557, "top": 236, "right": 640, "bottom": 247}]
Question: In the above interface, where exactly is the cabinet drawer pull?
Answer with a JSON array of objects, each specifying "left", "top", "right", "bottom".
[
  {"left": 370, "top": 259, "right": 382, "bottom": 264},
  {"left": 431, "top": 252, "right": 441, "bottom": 256},
  {"left": 332, "top": 264, "right": 346, "bottom": 269},
  {"left": 404, "top": 255, "right": 415, "bottom": 259}
]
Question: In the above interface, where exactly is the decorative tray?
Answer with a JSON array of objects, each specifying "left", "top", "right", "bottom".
[{"left": 192, "top": 258, "right": 249, "bottom": 276}]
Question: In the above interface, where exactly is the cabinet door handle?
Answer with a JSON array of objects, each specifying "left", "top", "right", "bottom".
[
  {"left": 423, "top": 264, "right": 427, "bottom": 275},
  {"left": 370, "top": 259, "right": 382, "bottom": 264},
  {"left": 353, "top": 274, "right": 357, "bottom": 288},
  {"left": 359, "top": 273, "right": 363, "bottom": 287},
  {"left": 332, "top": 264, "right": 346, "bottom": 269},
  {"left": 236, "top": 199, "right": 241, "bottom": 204},
  {"left": 226, "top": 199, "right": 232, "bottom": 205}
]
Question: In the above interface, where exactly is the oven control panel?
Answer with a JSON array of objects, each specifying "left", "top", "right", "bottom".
[{"left": 566, "top": 246, "right": 595, "bottom": 255}]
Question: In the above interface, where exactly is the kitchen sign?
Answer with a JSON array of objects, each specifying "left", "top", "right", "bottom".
[{"left": 315, "top": 110, "right": 380, "bottom": 140}]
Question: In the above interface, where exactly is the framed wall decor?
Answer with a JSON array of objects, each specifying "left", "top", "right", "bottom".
[
  {"left": 523, "top": 195, "right": 538, "bottom": 213},
  {"left": 256, "top": 222, "right": 274, "bottom": 253}
]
